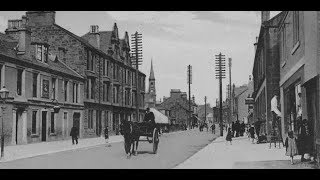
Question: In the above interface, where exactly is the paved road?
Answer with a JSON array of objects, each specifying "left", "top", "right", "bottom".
[{"left": 0, "top": 129, "right": 218, "bottom": 169}]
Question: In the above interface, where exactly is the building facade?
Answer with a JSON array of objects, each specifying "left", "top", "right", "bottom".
[
  {"left": 278, "top": 11, "right": 320, "bottom": 160},
  {"left": 4, "top": 11, "right": 146, "bottom": 141},
  {"left": 157, "top": 89, "right": 196, "bottom": 125},
  {"left": 252, "top": 11, "right": 285, "bottom": 136},
  {"left": 0, "top": 20, "right": 85, "bottom": 146},
  {"left": 232, "top": 80, "right": 254, "bottom": 124}
]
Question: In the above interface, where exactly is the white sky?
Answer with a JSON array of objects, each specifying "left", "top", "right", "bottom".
[{"left": 0, "top": 11, "right": 281, "bottom": 106}]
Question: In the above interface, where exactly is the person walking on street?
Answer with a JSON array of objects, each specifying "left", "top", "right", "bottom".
[
  {"left": 105, "top": 126, "right": 111, "bottom": 147},
  {"left": 285, "top": 131, "right": 298, "bottom": 165},
  {"left": 226, "top": 127, "right": 232, "bottom": 145},
  {"left": 231, "top": 122, "right": 235, "bottom": 137},
  {"left": 249, "top": 125, "right": 255, "bottom": 144},
  {"left": 70, "top": 126, "right": 78, "bottom": 145},
  {"left": 211, "top": 124, "right": 215, "bottom": 134}
]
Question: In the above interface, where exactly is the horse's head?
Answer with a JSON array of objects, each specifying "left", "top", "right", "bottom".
[{"left": 120, "top": 120, "right": 132, "bottom": 135}]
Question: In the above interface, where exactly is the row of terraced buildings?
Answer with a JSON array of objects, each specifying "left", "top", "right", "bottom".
[{"left": 0, "top": 11, "right": 146, "bottom": 146}]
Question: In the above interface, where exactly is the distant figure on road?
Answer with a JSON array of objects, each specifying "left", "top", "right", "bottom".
[
  {"left": 226, "top": 127, "right": 232, "bottom": 145},
  {"left": 285, "top": 131, "right": 298, "bottom": 165},
  {"left": 235, "top": 120, "right": 240, "bottom": 137},
  {"left": 240, "top": 122, "right": 245, "bottom": 136},
  {"left": 105, "top": 126, "right": 111, "bottom": 147},
  {"left": 70, "top": 126, "right": 78, "bottom": 145},
  {"left": 249, "top": 125, "right": 255, "bottom": 144},
  {"left": 211, "top": 124, "right": 215, "bottom": 134},
  {"left": 231, "top": 122, "right": 235, "bottom": 137}
]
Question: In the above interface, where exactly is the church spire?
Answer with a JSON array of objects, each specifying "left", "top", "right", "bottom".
[{"left": 149, "top": 58, "right": 155, "bottom": 80}]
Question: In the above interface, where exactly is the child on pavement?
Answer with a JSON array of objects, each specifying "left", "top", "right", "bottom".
[
  {"left": 285, "top": 131, "right": 298, "bottom": 165},
  {"left": 226, "top": 127, "right": 232, "bottom": 145}
]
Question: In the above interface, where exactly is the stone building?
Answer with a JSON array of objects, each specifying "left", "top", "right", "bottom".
[
  {"left": 252, "top": 11, "right": 285, "bottom": 136},
  {"left": 157, "top": 89, "right": 196, "bottom": 125},
  {"left": 5, "top": 11, "right": 146, "bottom": 139},
  {"left": 0, "top": 20, "right": 85, "bottom": 146},
  {"left": 278, "top": 11, "right": 320, "bottom": 160},
  {"left": 145, "top": 59, "right": 156, "bottom": 108}
]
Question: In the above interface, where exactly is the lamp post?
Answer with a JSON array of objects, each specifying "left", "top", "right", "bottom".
[{"left": 0, "top": 86, "right": 10, "bottom": 158}]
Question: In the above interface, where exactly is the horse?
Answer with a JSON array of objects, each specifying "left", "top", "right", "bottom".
[{"left": 120, "top": 120, "right": 140, "bottom": 159}]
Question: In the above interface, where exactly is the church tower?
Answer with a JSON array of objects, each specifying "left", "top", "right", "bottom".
[{"left": 148, "top": 59, "right": 156, "bottom": 108}]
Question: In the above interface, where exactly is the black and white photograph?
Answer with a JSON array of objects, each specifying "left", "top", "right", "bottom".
[{"left": 0, "top": 11, "right": 319, "bottom": 169}]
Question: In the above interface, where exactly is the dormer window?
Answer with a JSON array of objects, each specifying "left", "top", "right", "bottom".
[{"left": 35, "top": 44, "right": 48, "bottom": 63}]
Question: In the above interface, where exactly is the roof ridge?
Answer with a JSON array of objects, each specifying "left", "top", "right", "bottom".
[{"left": 56, "top": 56, "right": 84, "bottom": 79}]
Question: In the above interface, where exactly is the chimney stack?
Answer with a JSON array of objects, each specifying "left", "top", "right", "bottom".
[
  {"left": 261, "top": 11, "right": 270, "bottom": 24},
  {"left": 5, "top": 16, "right": 31, "bottom": 59},
  {"left": 88, "top": 25, "right": 100, "bottom": 49}
]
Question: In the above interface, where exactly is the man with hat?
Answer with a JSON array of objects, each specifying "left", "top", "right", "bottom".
[{"left": 143, "top": 107, "right": 156, "bottom": 132}]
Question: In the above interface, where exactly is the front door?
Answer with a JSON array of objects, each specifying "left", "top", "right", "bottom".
[
  {"left": 96, "top": 111, "right": 101, "bottom": 136},
  {"left": 42, "top": 111, "right": 47, "bottom": 141},
  {"left": 73, "top": 113, "right": 80, "bottom": 137}
]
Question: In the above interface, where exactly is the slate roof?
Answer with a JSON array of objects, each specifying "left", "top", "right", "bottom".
[{"left": 0, "top": 33, "right": 83, "bottom": 80}]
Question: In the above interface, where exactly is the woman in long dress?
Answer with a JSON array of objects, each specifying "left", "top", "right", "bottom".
[{"left": 285, "top": 131, "right": 298, "bottom": 165}]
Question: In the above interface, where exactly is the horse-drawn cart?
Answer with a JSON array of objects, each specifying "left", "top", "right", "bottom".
[
  {"left": 122, "top": 122, "right": 160, "bottom": 155},
  {"left": 122, "top": 108, "right": 168, "bottom": 157}
]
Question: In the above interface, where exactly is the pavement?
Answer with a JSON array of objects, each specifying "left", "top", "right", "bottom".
[
  {"left": 0, "top": 135, "right": 123, "bottom": 163},
  {"left": 175, "top": 133, "right": 318, "bottom": 169},
  {"left": 0, "top": 130, "right": 184, "bottom": 164}
]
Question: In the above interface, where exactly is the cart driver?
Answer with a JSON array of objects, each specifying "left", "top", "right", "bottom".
[{"left": 143, "top": 108, "right": 156, "bottom": 131}]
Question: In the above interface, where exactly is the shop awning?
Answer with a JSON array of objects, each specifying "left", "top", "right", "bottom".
[{"left": 150, "top": 108, "right": 169, "bottom": 124}]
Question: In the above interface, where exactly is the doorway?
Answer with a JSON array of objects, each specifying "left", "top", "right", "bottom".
[
  {"left": 73, "top": 113, "right": 80, "bottom": 137},
  {"left": 41, "top": 111, "right": 47, "bottom": 142},
  {"left": 96, "top": 110, "right": 101, "bottom": 136}
]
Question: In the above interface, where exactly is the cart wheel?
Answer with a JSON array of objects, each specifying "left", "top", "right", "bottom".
[{"left": 153, "top": 128, "right": 159, "bottom": 154}]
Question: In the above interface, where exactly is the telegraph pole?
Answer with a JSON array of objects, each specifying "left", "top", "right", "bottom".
[
  {"left": 215, "top": 53, "right": 226, "bottom": 136},
  {"left": 187, "top": 65, "right": 192, "bottom": 129},
  {"left": 228, "top": 58, "right": 232, "bottom": 125},
  {"left": 131, "top": 32, "right": 143, "bottom": 122}
]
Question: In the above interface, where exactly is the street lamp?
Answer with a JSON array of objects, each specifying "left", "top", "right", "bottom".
[{"left": 0, "top": 86, "right": 9, "bottom": 158}]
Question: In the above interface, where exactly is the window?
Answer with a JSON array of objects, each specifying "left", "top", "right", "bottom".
[
  {"left": 52, "top": 78, "right": 56, "bottom": 100},
  {"left": 64, "top": 80, "right": 68, "bottom": 102},
  {"left": 86, "top": 79, "right": 89, "bottom": 99},
  {"left": 106, "top": 82, "right": 110, "bottom": 102},
  {"left": 51, "top": 112, "right": 55, "bottom": 134},
  {"left": 17, "top": 69, "right": 23, "bottom": 96},
  {"left": 102, "top": 59, "right": 106, "bottom": 76},
  {"left": 113, "top": 64, "right": 116, "bottom": 80},
  {"left": 91, "top": 78, "right": 95, "bottom": 99},
  {"left": 73, "top": 82, "right": 79, "bottom": 103},
  {"left": 0, "top": 65, "right": 2, "bottom": 88},
  {"left": 32, "top": 111, "right": 37, "bottom": 134},
  {"left": 106, "top": 61, "right": 109, "bottom": 77},
  {"left": 88, "top": 110, "right": 93, "bottom": 129},
  {"left": 42, "top": 79, "right": 49, "bottom": 98},
  {"left": 35, "top": 44, "right": 48, "bottom": 63},
  {"left": 32, "top": 73, "right": 38, "bottom": 97},
  {"left": 113, "top": 86, "right": 116, "bottom": 103},
  {"left": 293, "top": 11, "right": 299, "bottom": 45},
  {"left": 86, "top": 50, "right": 90, "bottom": 70},
  {"left": 91, "top": 53, "right": 94, "bottom": 71},
  {"left": 103, "top": 82, "right": 106, "bottom": 102}
]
